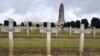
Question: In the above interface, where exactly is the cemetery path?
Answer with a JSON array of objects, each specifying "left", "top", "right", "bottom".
[{"left": 0, "top": 48, "right": 100, "bottom": 56}]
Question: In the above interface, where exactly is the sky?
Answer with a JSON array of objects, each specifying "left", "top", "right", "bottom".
[{"left": 0, "top": 0, "right": 100, "bottom": 24}]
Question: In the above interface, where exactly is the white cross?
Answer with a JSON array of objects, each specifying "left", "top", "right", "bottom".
[
  {"left": 79, "top": 24, "right": 84, "bottom": 56},
  {"left": 8, "top": 18, "right": 14, "bottom": 56},
  {"left": 92, "top": 27, "right": 96, "bottom": 37},
  {"left": 46, "top": 23, "right": 52, "bottom": 56},
  {"left": 65, "top": 26, "right": 74, "bottom": 36},
  {"left": 74, "top": 24, "right": 91, "bottom": 56},
  {"left": 69, "top": 26, "right": 72, "bottom": 36},
  {"left": 39, "top": 22, "right": 58, "bottom": 56},
  {"left": 25, "top": 22, "right": 30, "bottom": 37}
]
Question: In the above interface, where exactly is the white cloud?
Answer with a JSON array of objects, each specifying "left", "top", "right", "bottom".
[
  {"left": 65, "top": 9, "right": 80, "bottom": 22},
  {"left": 0, "top": 0, "right": 100, "bottom": 24},
  {"left": 0, "top": 8, "right": 23, "bottom": 24}
]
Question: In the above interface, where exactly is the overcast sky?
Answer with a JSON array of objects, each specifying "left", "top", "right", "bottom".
[{"left": 0, "top": 0, "right": 100, "bottom": 24}]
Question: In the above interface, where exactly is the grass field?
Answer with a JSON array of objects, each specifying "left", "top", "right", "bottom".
[
  {"left": 0, "top": 28, "right": 100, "bottom": 49},
  {"left": 0, "top": 38, "right": 100, "bottom": 48}
]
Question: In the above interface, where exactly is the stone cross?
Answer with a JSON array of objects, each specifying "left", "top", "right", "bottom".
[
  {"left": 79, "top": 24, "right": 85, "bottom": 56},
  {"left": 25, "top": 22, "right": 29, "bottom": 37},
  {"left": 41, "top": 23, "right": 44, "bottom": 37},
  {"left": 93, "top": 27, "right": 96, "bottom": 37},
  {"left": 40, "top": 22, "right": 57, "bottom": 56},
  {"left": 21, "top": 25, "right": 24, "bottom": 32},
  {"left": 69, "top": 26, "right": 72, "bottom": 36},
  {"left": 8, "top": 18, "right": 14, "bottom": 56},
  {"left": 46, "top": 23, "right": 52, "bottom": 56},
  {"left": 74, "top": 24, "right": 91, "bottom": 56}
]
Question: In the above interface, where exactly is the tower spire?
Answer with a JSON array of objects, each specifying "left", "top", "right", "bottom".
[{"left": 57, "top": 3, "right": 65, "bottom": 26}]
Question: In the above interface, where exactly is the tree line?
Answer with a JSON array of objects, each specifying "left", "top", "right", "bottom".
[
  {"left": 2, "top": 17, "right": 100, "bottom": 28},
  {"left": 63, "top": 17, "right": 100, "bottom": 29},
  {"left": 4, "top": 20, "right": 17, "bottom": 27}
]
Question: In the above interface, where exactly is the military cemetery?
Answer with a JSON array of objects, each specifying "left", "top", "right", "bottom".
[{"left": 0, "top": 1, "right": 100, "bottom": 56}]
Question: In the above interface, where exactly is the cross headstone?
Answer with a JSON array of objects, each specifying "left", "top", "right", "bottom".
[
  {"left": 21, "top": 25, "right": 24, "bottom": 32},
  {"left": 7, "top": 18, "right": 14, "bottom": 56},
  {"left": 69, "top": 26, "right": 72, "bottom": 36},
  {"left": 40, "top": 22, "right": 57, "bottom": 56},
  {"left": 25, "top": 22, "right": 30, "bottom": 37},
  {"left": 74, "top": 24, "right": 91, "bottom": 56},
  {"left": 51, "top": 24, "right": 58, "bottom": 38},
  {"left": 79, "top": 24, "right": 84, "bottom": 56},
  {"left": 41, "top": 23, "right": 45, "bottom": 37},
  {"left": 55, "top": 26, "right": 58, "bottom": 38},
  {"left": 14, "top": 27, "right": 21, "bottom": 32},
  {"left": 46, "top": 23, "right": 52, "bottom": 56},
  {"left": 93, "top": 27, "right": 96, "bottom": 37}
]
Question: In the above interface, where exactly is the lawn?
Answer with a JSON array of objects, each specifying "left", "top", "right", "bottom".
[
  {"left": 0, "top": 38, "right": 100, "bottom": 48},
  {"left": 0, "top": 28, "right": 100, "bottom": 49}
]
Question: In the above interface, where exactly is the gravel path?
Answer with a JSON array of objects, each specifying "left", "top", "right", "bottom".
[{"left": 0, "top": 48, "right": 100, "bottom": 56}]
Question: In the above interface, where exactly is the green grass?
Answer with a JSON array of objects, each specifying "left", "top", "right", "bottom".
[
  {"left": 0, "top": 28, "right": 100, "bottom": 48},
  {"left": 0, "top": 38, "right": 100, "bottom": 48}
]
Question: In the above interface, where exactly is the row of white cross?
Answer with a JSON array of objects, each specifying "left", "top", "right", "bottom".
[
  {"left": 4, "top": 18, "right": 93, "bottom": 56},
  {"left": 64, "top": 26, "right": 97, "bottom": 37}
]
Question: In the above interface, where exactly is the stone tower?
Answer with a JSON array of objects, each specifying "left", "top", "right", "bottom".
[{"left": 57, "top": 3, "right": 65, "bottom": 26}]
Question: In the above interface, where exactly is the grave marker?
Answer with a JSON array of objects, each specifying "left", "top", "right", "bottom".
[
  {"left": 25, "top": 22, "right": 30, "bottom": 37},
  {"left": 74, "top": 24, "right": 91, "bottom": 56},
  {"left": 93, "top": 27, "right": 96, "bottom": 37},
  {"left": 40, "top": 23, "right": 45, "bottom": 37},
  {"left": 46, "top": 23, "right": 52, "bottom": 56},
  {"left": 40, "top": 22, "right": 57, "bottom": 56},
  {"left": 6, "top": 18, "right": 14, "bottom": 56},
  {"left": 21, "top": 26, "right": 24, "bottom": 32},
  {"left": 69, "top": 26, "right": 72, "bottom": 36},
  {"left": 79, "top": 24, "right": 84, "bottom": 56}
]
